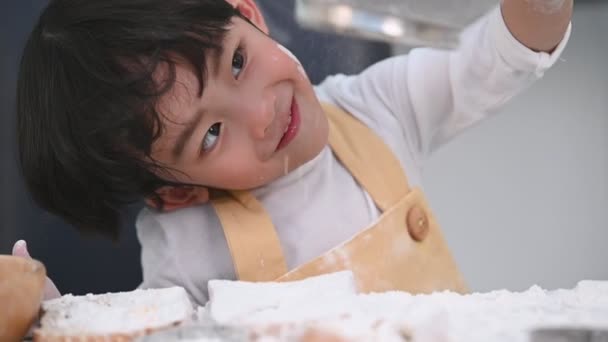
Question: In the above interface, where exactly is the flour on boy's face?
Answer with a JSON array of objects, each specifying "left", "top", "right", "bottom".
[
  {"left": 277, "top": 44, "right": 308, "bottom": 79},
  {"left": 150, "top": 17, "right": 328, "bottom": 192}
]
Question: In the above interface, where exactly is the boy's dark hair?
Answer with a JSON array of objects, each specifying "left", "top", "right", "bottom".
[{"left": 17, "top": 0, "right": 241, "bottom": 240}]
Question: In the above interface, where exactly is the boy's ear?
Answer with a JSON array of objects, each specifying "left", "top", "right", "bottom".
[
  {"left": 226, "top": 0, "right": 269, "bottom": 34},
  {"left": 145, "top": 186, "right": 209, "bottom": 212}
]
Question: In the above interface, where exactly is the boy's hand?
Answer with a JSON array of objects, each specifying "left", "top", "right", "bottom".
[
  {"left": 501, "top": 0, "right": 573, "bottom": 53},
  {"left": 12, "top": 240, "right": 61, "bottom": 300}
]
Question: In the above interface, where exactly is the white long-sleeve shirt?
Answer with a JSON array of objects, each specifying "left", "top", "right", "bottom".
[{"left": 136, "top": 7, "right": 571, "bottom": 306}]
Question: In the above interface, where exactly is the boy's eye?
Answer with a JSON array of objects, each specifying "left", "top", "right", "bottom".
[
  {"left": 231, "top": 49, "right": 245, "bottom": 79},
  {"left": 202, "top": 123, "right": 221, "bottom": 151}
]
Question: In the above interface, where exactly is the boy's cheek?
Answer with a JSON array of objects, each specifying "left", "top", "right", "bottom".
[{"left": 277, "top": 44, "right": 308, "bottom": 79}]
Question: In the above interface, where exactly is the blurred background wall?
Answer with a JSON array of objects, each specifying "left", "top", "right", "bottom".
[
  {"left": 424, "top": 1, "right": 608, "bottom": 292},
  {"left": 0, "top": 0, "right": 605, "bottom": 295}
]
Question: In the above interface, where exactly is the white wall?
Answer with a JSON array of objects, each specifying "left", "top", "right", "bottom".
[{"left": 422, "top": 3, "right": 608, "bottom": 292}]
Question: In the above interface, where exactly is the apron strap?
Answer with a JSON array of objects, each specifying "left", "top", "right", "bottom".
[
  {"left": 212, "top": 190, "right": 288, "bottom": 281},
  {"left": 323, "top": 103, "right": 410, "bottom": 212}
]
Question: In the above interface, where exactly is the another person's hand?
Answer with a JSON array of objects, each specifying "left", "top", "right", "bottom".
[{"left": 12, "top": 240, "right": 61, "bottom": 300}]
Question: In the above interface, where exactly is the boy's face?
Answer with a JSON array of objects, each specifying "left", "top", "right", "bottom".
[{"left": 150, "top": 16, "right": 329, "bottom": 193}]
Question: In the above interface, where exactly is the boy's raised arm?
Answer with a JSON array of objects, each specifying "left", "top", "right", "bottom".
[
  {"left": 314, "top": 1, "right": 573, "bottom": 161},
  {"left": 501, "top": 0, "right": 573, "bottom": 53}
]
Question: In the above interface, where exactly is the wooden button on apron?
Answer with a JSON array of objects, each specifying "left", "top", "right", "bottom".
[{"left": 406, "top": 206, "right": 429, "bottom": 242}]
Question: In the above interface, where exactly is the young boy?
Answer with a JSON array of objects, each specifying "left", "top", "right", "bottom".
[{"left": 14, "top": 0, "right": 572, "bottom": 305}]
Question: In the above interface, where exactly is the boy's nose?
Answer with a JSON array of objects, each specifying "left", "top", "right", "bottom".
[{"left": 247, "top": 94, "right": 276, "bottom": 140}]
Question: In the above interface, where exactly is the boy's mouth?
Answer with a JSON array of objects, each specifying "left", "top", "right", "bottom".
[{"left": 276, "top": 98, "right": 300, "bottom": 151}]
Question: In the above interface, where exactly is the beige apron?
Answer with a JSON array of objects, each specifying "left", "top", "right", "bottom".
[{"left": 211, "top": 103, "right": 468, "bottom": 294}]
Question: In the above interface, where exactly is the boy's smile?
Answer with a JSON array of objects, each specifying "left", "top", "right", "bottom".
[
  {"left": 276, "top": 98, "right": 300, "bottom": 151},
  {"left": 149, "top": 15, "right": 329, "bottom": 196}
]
